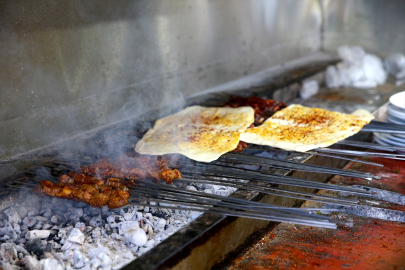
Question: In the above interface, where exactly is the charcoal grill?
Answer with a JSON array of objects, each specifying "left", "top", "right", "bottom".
[{"left": 2, "top": 1, "right": 405, "bottom": 269}]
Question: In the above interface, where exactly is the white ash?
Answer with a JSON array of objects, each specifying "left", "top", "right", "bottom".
[{"left": 0, "top": 194, "right": 195, "bottom": 269}]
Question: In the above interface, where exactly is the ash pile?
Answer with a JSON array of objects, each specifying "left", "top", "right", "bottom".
[{"left": 0, "top": 190, "right": 201, "bottom": 270}]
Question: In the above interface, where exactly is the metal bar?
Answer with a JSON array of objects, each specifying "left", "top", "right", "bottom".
[
  {"left": 315, "top": 148, "right": 405, "bottom": 160},
  {"left": 244, "top": 147, "right": 384, "bottom": 167},
  {"left": 217, "top": 153, "right": 379, "bottom": 180},
  {"left": 336, "top": 140, "right": 399, "bottom": 152}
]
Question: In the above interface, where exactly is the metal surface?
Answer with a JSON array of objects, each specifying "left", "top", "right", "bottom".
[
  {"left": 322, "top": 0, "right": 405, "bottom": 55},
  {"left": 227, "top": 156, "right": 405, "bottom": 270},
  {"left": 0, "top": 0, "right": 322, "bottom": 160}
]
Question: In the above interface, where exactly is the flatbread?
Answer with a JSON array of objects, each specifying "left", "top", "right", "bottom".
[
  {"left": 240, "top": 104, "right": 374, "bottom": 152},
  {"left": 135, "top": 106, "right": 254, "bottom": 162}
]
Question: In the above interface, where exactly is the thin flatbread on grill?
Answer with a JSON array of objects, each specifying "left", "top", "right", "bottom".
[
  {"left": 240, "top": 104, "right": 374, "bottom": 152},
  {"left": 135, "top": 106, "right": 254, "bottom": 162}
]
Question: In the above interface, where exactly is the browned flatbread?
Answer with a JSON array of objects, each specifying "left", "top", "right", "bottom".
[
  {"left": 240, "top": 104, "right": 374, "bottom": 152},
  {"left": 135, "top": 106, "right": 254, "bottom": 162}
]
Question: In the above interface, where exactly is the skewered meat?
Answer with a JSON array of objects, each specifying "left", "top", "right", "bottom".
[
  {"left": 33, "top": 180, "right": 130, "bottom": 209},
  {"left": 157, "top": 156, "right": 182, "bottom": 184},
  {"left": 224, "top": 95, "right": 287, "bottom": 125},
  {"left": 78, "top": 155, "right": 181, "bottom": 184}
]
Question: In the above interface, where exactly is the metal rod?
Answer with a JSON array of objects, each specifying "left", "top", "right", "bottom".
[
  {"left": 315, "top": 148, "right": 405, "bottom": 160},
  {"left": 336, "top": 140, "right": 399, "bottom": 152},
  {"left": 244, "top": 147, "right": 384, "bottom": 167},
  {"left": 216, "top": 153, "right": 379, "bottom": 180}
]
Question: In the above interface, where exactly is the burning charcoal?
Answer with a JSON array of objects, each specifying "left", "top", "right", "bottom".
[
  {"left": 111, "top": 232, "right": 121, "bottom": 240},
  {"left": 117, "top": 221, "right": 139, "bottom": 235},
  {"left": 21, "top": 255, "right": 40, "bottom": 270},
  {"left": 203, "top": 183, "right": 214, "bottom": 189},
  {"left": 39, "top": 258, "right": 64, "bottom": 270},
  {"left": 154, "top": 218, "right": 166, "bottom": 232},
  {"left": 7, "top": 247, "right": 18, "bottom": 261},
  {"left": 61, "top": 240, "right": 82, "bottom": 251},
  {"left": 33, "top": 222, "right": 44, "bottom": 230},
  {"left": 0, "top": 221, "right": 13, "bottom": 235},
  {"left": 32, "top": 216, "right": 48, "bottom": 230},
  {"left": 89, "top": 215, "right": 105, "bottom": 227},
  {"left": 18, "top": 252, "right": 24, "bottom": 260},
  {"left": 186, "top": 185, "right": 197, "bottom": 191},
  {"left": 41, "top": 202, "right": 54, "bottom": 212},
  {"left": 16, "top": 238, "right": 27, "bottom": 245},
  {"left": 1, "top": 243, "right": 18, "bottom": 260},
  {"left": 0, "top": 235, "right": 10, "bottom": 241},
  {"left": 75, "top": 222, "right": 86, "bottom": 231},
  {"left": 212, "top": 185, "right": 230, "bottom": 196},
  {"left": 142, "top": 224, "right": 154, "bottom": 235},
  {"left": 65, "top": 212, "right": 80, "bottom": 222},
  {"left": 66, "top": 228, "right": 85, "bottom": 245},
  {"left": 0, "top": 224, "right": 17, "bottom": 241},
  {"left": 16, "top": 205, "right": 28, "bottom": 219},
  {"left": 34, "top": 216, "right": 48, "bottom": 223},
  {"left": 50, "top": 197, "right": 67, "bottom": 211},
  {"left": 25, "top": 238, "right": 52, "bottom": 257},
  {"left": 41, "top": 209, "right": 52, "bottom": 218},
  {"left": 16, "top": 244, "right": 29, "bottom": 256},
  {"left": 4, "top": 207, "right": 21, "bottom": 224},
  {"left": 57, "top": 228, "right": 67, "bottom": 240},
  {"left": 135, "top": 212, "right": 143, "bottom": 221},
  {"left": 23, "top": 216, "right": 37, "bottom": 228},
  {"left": 50, "top": 214, "right": 63, "bottom": 225},
  {"left": 84, "top": 226, "right": 93, "bottom": 233},
  {"left": 69, "top": 207, "right": 84, "bottom": 218},
  {"left": 144, "top": 206, "right": 150, "bottom": 212},
  {"left": 203, "top": 189, "right": 213, "bottom": 194},
  {"left": 90, "top": 258, "right": 102, "bottom": 269},
  {"left": 89, "top": 208, "right": 101, "bottom": 217},
  {"left": 42, "top": 223, "right": 53, "bottom": 230},
  {"left": 27, "top": 207, "right": 40, "bottom": 217},
  {"left": 53, "top": 242, "right": 62, "bottom": 249},
  {"left": 13, "top": 223, "right": 21, "bottom": 234},
  {"left": 122, "top": 250, "right": 135, "bottom": 260},
  {"left": 72, "top": 201, "right": 88, "bottom": 208},
  {"left": 92, "top": 229, "right": 101, "bottom": 238},
  {"left": 0, "top": 262, "right": 14, "bottom": 270},
  {"left": 107, "top": 215, "right": 125, "bottom": 228},
  {"left": 153, "top": 233, "right": 162, "bottom": 242},
  {"left": 190, "top": 212, "right": 202, "bottom": 221},
  {"left": 124, "top": 226, "right": 148, "bottom": 246},
  {"left": 120, "top": 206, "right": 136, "bottom": 221},
  {"left": 25, "top": 230, "right": 51, "bottom": 240},
  {"left": 98, "top": 253, "right": 112, "bottom": 267},
  {"left": 73, "top": 250, "right": 88, "bottom": 268},
  {"left": 145, "top": 239, "right": 156, "bottom": 248}
]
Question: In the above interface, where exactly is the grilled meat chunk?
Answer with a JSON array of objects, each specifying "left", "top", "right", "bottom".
[{"left": 33, "top": 180, "right": 130, "bottom": 209}]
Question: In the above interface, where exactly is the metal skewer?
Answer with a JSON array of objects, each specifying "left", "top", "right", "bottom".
[
  {"left": 218, "top": 153, "right": 380, "bottom": 180},
  {"left": 244, "top": 147, "right": 384, "bottom": 167}
]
